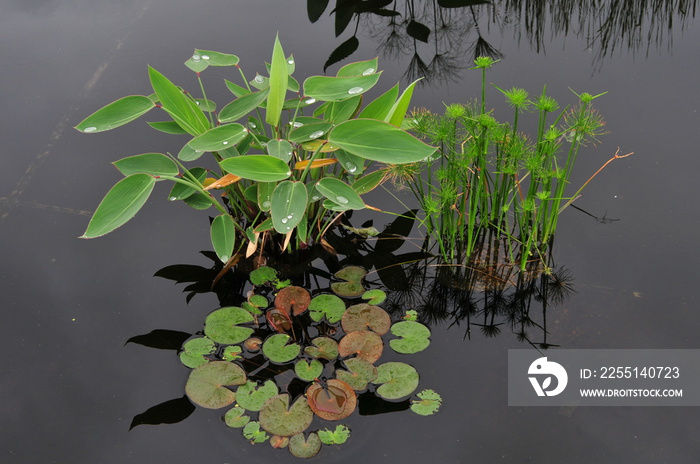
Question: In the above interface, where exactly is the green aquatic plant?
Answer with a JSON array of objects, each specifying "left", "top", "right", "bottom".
[{"left": 75, "top": 37, "right": 436, "bottom": 260}]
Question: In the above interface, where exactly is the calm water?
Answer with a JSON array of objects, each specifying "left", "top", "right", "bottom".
[{"left": 2, "top": 1, "right": 700, "bottom": 462}]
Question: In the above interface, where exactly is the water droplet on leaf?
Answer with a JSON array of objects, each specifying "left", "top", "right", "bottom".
[
  {"left": 84, "top": 126, "right": 97, "bottom": 133},
  {"left": 202, "top": 55, "right": 210, "bottom": 60},
  {"left": 254, "top": 75, "right": 265, "bottom": 84},
  {"left": 348, "top": 87, "right": 363, "bottom": 95},
  {"left": 281, "top": 218, "right": 289, "bottom": 224},
  {"left": 304, "top": 98, "right": 316, "bottom": 104},
  {"left": 309, "top": 130, "right": 324, "bottom": 140},
  {"left": 345, "top": 162, "right": 357, "bottom": 173},
  {"left": 192, "top": 54, "right": 201, "bottom": 62},
  {"left": 336, "top": 196, "right": 349, "bottom": 205},
  {"left": 362, "top": 68, "right": 375, "bottom": 75}
]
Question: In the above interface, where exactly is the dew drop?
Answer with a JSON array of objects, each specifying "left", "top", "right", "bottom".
[
  {"left": 345, "top": 162, "right": 357, "bottom": 173},
  {"left": 336, "top": 196, "right": 349, "bottom": 205},
  {"left": 254, "top": 75, "right": 265, "bottom": 84},
  {"left": 281, "top": 218, "right": 289, "bottom": 224},
  {"left": 191, "top": 54, "right": 201, "bottom": 62},
  {"left": 83, "top": 126, "right": 97, "bottom": 133},
  {"left": 311, "top": 196, "right": 320, "bottom": 202},
  {"left": 288, "top": 59, "right": 294, "bottom": 65},
  {"left": 362, "top": 68, "right": 375, "bottom": 75},
  {"left": 304, "top": 98, "right": 316, "bottom": 104},
  {"left": 348, "top": 87, "right": 363, "bottom": 95},
  {"left": 262, "top": 201, "right": 271, "bottom": 208},
  {"left": 202, "top": 55, "right": 210, "bottom": 60},
  {"left": 222, "top": 141, "right": 229, "bottom": 145},
  {"left": 287, "top": 214, "right": 294, "bottom": 219},
  {"left": 309, "top": 130, "right": 324, "bottom": 140},
  {"left": 248, "top": 122, "right": 257, "bottom": 129},
  {"left": 286, "top": 171, "right": 292, "bottom": 176},
  {"left": 291, "top": 121, "right": 303, "bottom": 128},
  {"left": 169, "top": 196, "right": 178, "bottom": 201}
]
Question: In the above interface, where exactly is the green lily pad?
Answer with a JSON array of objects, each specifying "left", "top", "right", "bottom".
[
  {"left": 241, "top": 301, "right": 263, "bottom": 315},
  {"left": 179, "top": 337, "right": 215, "bottom": 368},
  {"left": 236, "top": 380, "right": 280, "bottom": 411},
  {"left": 185, "top": 361, "right": 246, "bottom": 409},
  {"left": 362, "top": 289, "right": 387, "bottom": 305},
  {"left": 275, "top": 286, "right": 311, "bottom": 316},
  {"left": 263, "top": 334, "right": 301, "bottom": 363},
  {"left": 318, "top": 425, "right": 351, "bottom": 445},
  {"left": 222, "top": 345, "right": 243, "bottom": 361},
  {"left": 259, "top": 394, "right": 314, "bottom": 437},
  {"left": 295, "top": 359, "right": 324, "bottom": 381},
  {"left": 249, "top": 294, "right": 268, "bottom": 309},
  {"left": 335, "top": 358, "right": 378, "bottom": 391},
  {"left": 270, "top": 435, "right": 290, "bottom": 449},
  {"left": 410, "top": 389, "right": 442, "bottom": 416},
  {"left": 204, "top": 307, "right": 255, "bottom": 344},
  {"left": 304, "top": 337, "right": 339, "bottom": 360},
  {"left": 306, "top": 379, "right": 357, "bottom": 421},
  {"left": 374, "top": 362, "right": 419, "bottom": 400},
  {"left": 224, "top": 406, "right": 250, "bottom": 428},
  {"left": 330, "top": 266, "right": 366, "bottom": 297},
  {"left": 243, "top": 421, "right": 269, "bottom": 444},
  {"left": 288, "top": 432, "right": 321, "bottom": 459},
  {"left": 308, "top": 294, "right": 346, "bottom": 323},
  {"left": 403, "top": 310, "right": 418, "bottom": 321},
  {"left": 338, "top": 330, "right": 383, "bottom": 363},
  {"left": 341, "top": 304, "right": 391, "bottom": 335},
  {"left": 389, "top": 320, "right": 431, "bottom": 354},
  {"left": 250, "top": 266, "right": 278, "bottom": 285}
]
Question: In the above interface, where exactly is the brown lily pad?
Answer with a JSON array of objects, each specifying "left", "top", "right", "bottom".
[
  {"left": 341, "top": 303, "right": 391, "bottom": 335},
  {"left": 306, "top": 379, "right": 357, "bottom": 421},
  {"left": 275, "top": 286, "right": 311, "bottom": 316},
  {"left": 266, "top": 308, "right": 293, "bottom": 333},
  {"left": 330, "top": 266, "right": 366, "bottom": 298},
  {"left": 304, "top": 336, "right": 339, "bottom": 360},
  {"left": 338, "top": 330, "right": 383, "bottom": 363}
]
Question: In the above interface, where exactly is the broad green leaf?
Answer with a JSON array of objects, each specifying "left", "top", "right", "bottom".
[
  {"left": 184, "top": 192, "right": 214, "bottom": 210},
  {"left": 210, "top": 214, "right": 236, "bottom": 263},
  {"left": 266, "top": 139, "right": 294, "bottom": 163},
  {"left": 257, "top": 182, "right": 275, "bottom": 212},
  {"left": 113, "top": 153, "right": 178, "bottom": 177},
  {"left": 315, "top": 178, "right": 364, "bottom": 211},
  {"left": 389, "top": 320, "right": 431, "bottom": 354},
  {"left": 185, "top": 361, "right": 246, "bottom": 409},
  {"left": 318, "top": 425, "right": 351, "bottom": 445},
  {"left": 204, "top": 307, "right": 255, "bottom": 344},
  {"left": 224, "top": 406, "right": 250, "bottom": 428},
  {"left": 219, "top": 89, "right": 270, "bottom": 123},
  {"left": 303, "top": 74, "right": 381, "bottom": 101},
  {"left": 147, "top": 120, "right": 188, "bottom": 134},
  {"left": 148, "top": 66, "right": 209, "bottom": 135},
  {"left": 194, "top": 49, "right": 239, "bottom": 66},
  {"left": 362, "top": 289, "right": 387, "bottom": 305},
  {"left": 385, "top": 79, "right": 420, "bottom": 127},
  {"left": 259, "top": 394, "right": 314, "bottom": 437},
  {"left": 249, "top": 266, "right": 278, "bottom": 285},
  {"left": 75, "top": 95, "right": 155, "bottom": 133},
  {"left": 81, "top": 173, "right": 155, "bottom": 238},
  {"left": 289, "top": 122, "right": 333, "bottom": 143},
  {"left": 187, "top": 123, "right": 248, "bottom": 152},
  {"left": 266, "top": 35, "right": 288, "bottom": 127},
  {"left": 225, "top": 79, "right": 250, "bottom": 97},
  {"left": 337, "top": 57, "right": 379, "bottom": 77},
  {"left": 328, "top": 96, "right": 362, "bottom": 123},
  {"left": 236, "top": 380, "right": 279, "bottom": 412},
  {"left": 329, "top": 118, "right": 437, "bottom": 164},
  {"left": 334, "top": 149, "right": 364, "bottom": 175},
  {"left": 194, "top": 98, "right": 216, "bottom": 112},
  {"left": 330, "top": 265, "right": 366, "bottom": 297},
  {"left": 271, "top": 181, "right": 308, "bottom": 234},
  {"left": 243, "top": 421, "right": 270, "bottom": 443},
  {"left": 177, "top": 143, "right": 205, "bottom": 162},
  {"left": 410, "top": 389, "right": 442, "bottom": 416},
  {"left": 374, "top": 362, "right": 419, "bottom": 400},
  {"left": 220, "top": 155, "right": 291, "bottom": 182},
  {"left": 262, "top": 334, "right": 301, "bottom": 363},
  {"left": 336, "top": 358, "right": 378, "bottom": 391},
  {"left": 179, "top": 337, "right": 215, "bottom": 368},
  {"left": 222, "top": 345, "right": 243, "bottom": 361},
  {"left": 288, "top": 433, "right": 321, "bottom": 459},
  {"left": 352, "top": 170, "right": 385, "bottom": 194},
  {"left": 304, "top": 336, "right": 339, "bottom": 360},
  {"left": 359, "top": 83, "right": 399, "bottom": 120},
  {"left": 294, "top": 359, "right": 323, "bottom": 381},
  {"left": 168, "top": 167, "right": 206, "bottom": 200},
  {"left": 308, "top": 294, "right": 346, "bottom": 323}
]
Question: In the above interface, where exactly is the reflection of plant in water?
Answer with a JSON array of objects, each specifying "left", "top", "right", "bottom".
[{"left": 133, "top": 263, "right": 440, "bottom": 459}]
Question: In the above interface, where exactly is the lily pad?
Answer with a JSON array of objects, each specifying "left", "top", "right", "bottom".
[
  {"left": 249, "top": 294, "right": 269, "bottom": 309},
  {"left": 374, "top": 362, "right": 419, "bottom": 400},
  {"left": 410, "top": 389, "right": 442, "bottom": 416},
  {"left": 288, "top": 432, "right": 321, "bottom": 459},
  {"left": 362, "top": 289, "right": 387, "bottom": 305},
  {"left": 270, "top": 435, "right": 290, "bottom": 449},
  {"left": 318, "top": 425, "right": 351, "bottom": 445},
  {"left": 335, "top": 358, "right": 378, "bottom": 391},
  {"left": 243, "top": 337, "right": 262, "bottom": 352},
  {"left": 341, "top": 304, "right": 391, "bottom": 335},
  {"left": 204, "top": 307, "right": 255, "bottom": 344},
  {"left": 389, "top": 320, "right": 431, "bottom": 354},
  {"left": 295, "top": 359, "right": 324, "bottom": 381},
  {"left": 304, "top": 336, "right": 339, "bottom": 360},
  {"left": 222, "top": 345, "right": 243, "bottom": 361},
  {"left": 224, "top": 406, "right": 250, "bottom": 428},
  {"left": 308, "top": 294, "right": 346, "bottom": 323},
  {"left": 263, "top": 334, "right": 301, "bottom": 363},
  {"left": 250, "top": 266, "right": 278, "bottom": 285},
  {"left": 306, "top": 379, "right": 357, "bottom": 421},
  {"left": 259, "top": 394, "right": 314, "bottom": 437},
  {"left": 275, "top": 286, "right": 311, "bottom": 316},
  {"left": 236, "top": 380, "right": 280, "bottom": 411},
  {"left": 403, "top": 310, "right": 418, "bottom": 321},
  {"left": 185, "top": 361, "right": 246, "bottom": 409},
  {"left": 243, "top": 421, "right": 270, "bottom": 443},
  {"left": 179, "top": 337, "right": 215, "bottom": 368},
  {"left": 330, "top": 265, "right": 366, "bottom": 297},
  {"left": 266, "top": 308, "right": 293, "bottom": 333},
  {"left": 338, "top": 331, "right": 383, "bottom": 363}
]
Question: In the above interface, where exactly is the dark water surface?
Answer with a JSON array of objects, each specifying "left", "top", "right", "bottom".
[{"left": 2, "top": 1, "right": 700, "bottom": 462}]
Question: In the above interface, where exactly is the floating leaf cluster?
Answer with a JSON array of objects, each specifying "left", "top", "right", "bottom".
[{"left": 178, "top": 265, "right": 439, "bottom": 458}]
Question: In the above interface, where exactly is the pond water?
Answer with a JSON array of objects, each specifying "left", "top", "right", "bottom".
[{"left": 2, "top": 0, "right": 700, "bottom": 462}]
